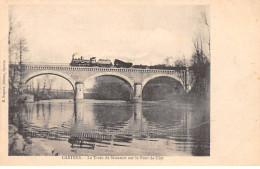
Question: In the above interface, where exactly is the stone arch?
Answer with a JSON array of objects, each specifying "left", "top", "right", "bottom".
[
  {"left": 84, "top": 72, "right": 135, "bottom": 90},
  {"left": 23, "top": 70, "right": 76, "bottom": 90},
  {"left": 142, "top": 74, "right": 184, "bottom": 89}
]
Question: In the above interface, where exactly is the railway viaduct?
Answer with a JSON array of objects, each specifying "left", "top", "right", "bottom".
[{"left": 17, "top": 63, "right": 190, "bottom": 102}]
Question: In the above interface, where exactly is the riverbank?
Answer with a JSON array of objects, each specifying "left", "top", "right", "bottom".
[{"left": 9, "top": 125, "right": 59, "bottom": 156}]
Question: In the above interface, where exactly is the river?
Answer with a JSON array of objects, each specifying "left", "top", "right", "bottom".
[{"left": 9, "top": 98, "right": 210, "bottom": 156}]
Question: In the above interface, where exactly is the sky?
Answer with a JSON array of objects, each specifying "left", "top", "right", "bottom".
[{"left": 10, "top": 5, "right": 209, "bottom": 90}]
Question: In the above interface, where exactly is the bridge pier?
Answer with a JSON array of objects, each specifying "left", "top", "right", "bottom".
[
  {"left": 131, "top": 83, "right": 142, "bottom": 103},
  {"left": 74, "top": 81, "right": 84, "bottom": 101},
  {"left": 184, "top": 67, "right": 189, "bottom": 92}
]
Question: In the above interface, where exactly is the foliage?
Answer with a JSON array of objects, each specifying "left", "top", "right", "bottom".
[
  {"left": 189, "top": 40, "right": 210, "bottom": 97},
  {"left": 173, "top": 11, "right": 210, "bottom": 98},
  {"left": 91, "top": 77, "right": 131, "bottom": 101},
  {"left": 8, "top": 10, "right": 29, "bottom": 105}
]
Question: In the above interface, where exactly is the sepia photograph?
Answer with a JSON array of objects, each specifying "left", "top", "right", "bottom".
[
  {"left": 1, "top": 0, "right": 260, "bottom": 166},
  {"left": 7, "top": 4, "right": 210, "bottom": 156}
]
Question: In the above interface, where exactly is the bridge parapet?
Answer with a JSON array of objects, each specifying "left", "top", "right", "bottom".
[{"left": 23, "top": 64, "right": 186, "bottom": 75}]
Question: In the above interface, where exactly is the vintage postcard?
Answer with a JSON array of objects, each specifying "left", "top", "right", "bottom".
[{"left": 0, "top": 0, "right": 259, "bottom": 166}]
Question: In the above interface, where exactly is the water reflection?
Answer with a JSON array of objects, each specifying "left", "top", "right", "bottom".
[{"left": 10, "top": 99, "right": 209, "bottom": 156}]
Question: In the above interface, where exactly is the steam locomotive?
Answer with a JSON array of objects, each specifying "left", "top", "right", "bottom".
[{"left": 70, "top": 54, "right": 112, "bottom": 67}]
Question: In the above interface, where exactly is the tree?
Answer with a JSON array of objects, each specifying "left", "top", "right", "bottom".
[
  {"left": 8, "top": 11, "right": 13, "bottom": 46},
  {"left": 17, "top": 38, "right": 29, "bottom": 84},
  {"left": 201, "top": 11, "right": 210, "bottom": 58},
  {"left": 174, "top": 56, "right": 187, "bottom": 67},
  {"left": 189, "top": 37, "right": 210, "bottom": 97},
  {"left": 183, "top": 9, "right": 210, "bottom": 98},
  {"left": 164, "top": 56, "right": 173, "bottom": 66},
  {"left": 8, "top": 10, "right": 20, "bottom": 104},
  {"left": 174, "top": 56, "right": 188, "bottom": 87},
  {"left": 8, "top": 10, "right": 29, "bottom": 104},
  {"left": 173, "top": 10, "right": 210, "bottom": 97},
  {"left": 10, "top": 37, "right": 29, "bottom": 94}
]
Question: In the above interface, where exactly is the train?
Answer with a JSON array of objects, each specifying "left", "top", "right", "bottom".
[
  {"left": 70, "top": 54, "right": 132, "bottom": 68},
  {"left": 70, "top": 54, "right": 184, "bottom": 70}
]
